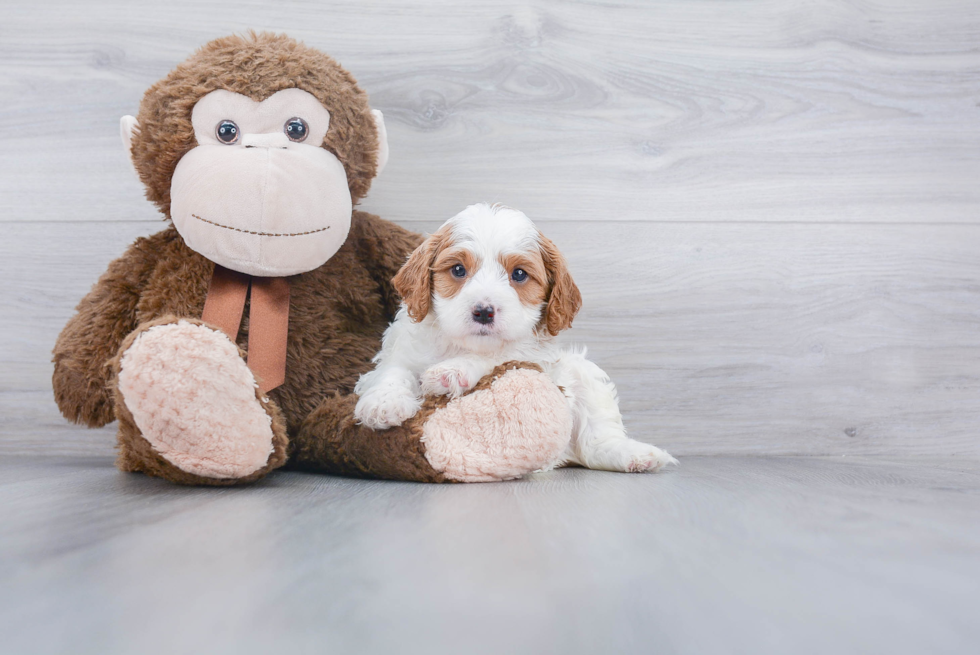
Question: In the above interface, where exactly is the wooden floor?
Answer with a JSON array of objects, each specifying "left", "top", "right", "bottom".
[
  {"left": 3, "top": 1, "right": 980, "bottom": 653},
  {"left": 1, "top": 455, "right": 978, "bottom": 655}
]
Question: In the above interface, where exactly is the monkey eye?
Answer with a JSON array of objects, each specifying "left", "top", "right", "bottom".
[
  {"left": 284, "top": 117, "right": 309, "bottom": 142},
  {"left": 511, "top": 268, "right": 528, "bottom": 283},
  {"left": 451, "top": 264, "right": 467, "bottom": 279},
  {"left": 215, "top": 120, "right": 240, "bottom": 144}
]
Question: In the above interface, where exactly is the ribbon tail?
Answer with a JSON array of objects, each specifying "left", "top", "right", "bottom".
[
  {"left": 248, "top": 277, "right": 290, "bottom": 394},
  {"left": 201, "top": 264, "right": 250, "bottom": 340}
]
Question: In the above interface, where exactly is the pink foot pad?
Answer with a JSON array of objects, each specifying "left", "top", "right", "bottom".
[
  {"left": 421, "top": 368, "right": 573, "bottom": 482},
  {"left": 117, "top": 320, "right": 275, "bottom": 479}
]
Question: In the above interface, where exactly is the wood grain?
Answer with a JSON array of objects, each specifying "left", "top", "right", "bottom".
[
  {"left": 0, "top": 0, "right": 978, "bottom": 223},
  {"left": 1, "top": 456, "right": 978, "bottom": 654},
  {"left": 5, "top": 219, "right": 979, "bottom": 458}
]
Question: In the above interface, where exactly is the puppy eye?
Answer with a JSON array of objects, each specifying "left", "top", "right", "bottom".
[
  {"left": 284, "top": 117, "right": 309, "bottom": 142},
  {"left": 451, "top": 264, "right": 467, "bottom": 278},
  {"left": 215, "top": 120, "right": 240, "bottom": 144},
  {"left": 511, "top": 268, "right": 528, "bottom": 282}
]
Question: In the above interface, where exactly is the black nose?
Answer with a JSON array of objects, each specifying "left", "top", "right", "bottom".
[{"left": 472, "top": 305, "right": 495, "bottom": 325}]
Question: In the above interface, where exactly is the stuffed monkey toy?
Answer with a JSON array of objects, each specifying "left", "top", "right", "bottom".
[{"left": 52, "top": 33, "right": 573, "bottom": 485}]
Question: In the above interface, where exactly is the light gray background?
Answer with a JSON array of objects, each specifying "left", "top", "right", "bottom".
[{"left": 1, "top": 1, "right": 978, "bottom": 654}]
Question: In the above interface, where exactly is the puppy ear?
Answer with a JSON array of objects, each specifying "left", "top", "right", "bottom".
[
  {"left": 392, "top": 227, "right": 450, "bottom": 322},
  {"left": 539, "top": 233, "right": 582, "bottom": 336}
]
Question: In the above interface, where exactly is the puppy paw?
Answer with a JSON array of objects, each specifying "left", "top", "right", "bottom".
[
  {"left": 578, "top": 437, "right": 678, "bottom": 473},
  {"left": 355, "top": 388, "right": 422, "bottom": 430},
  {"left": 624, "top": 441, "right": 678, "bottom": 473},
  {"left": 420, "top": 364, "right": 472, "bottom": 398}
]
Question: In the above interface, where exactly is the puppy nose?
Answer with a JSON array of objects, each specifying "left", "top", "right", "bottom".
[{"left": 472, "top": 304, "right": 495, "bottom": 325}]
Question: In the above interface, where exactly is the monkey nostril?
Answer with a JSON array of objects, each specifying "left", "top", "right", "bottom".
[
  {"left": 241, "top": 132, "right": 291, "bottom": 149},
  {"left": 472, "top": 305, "right": 495, "bottom": 325}
]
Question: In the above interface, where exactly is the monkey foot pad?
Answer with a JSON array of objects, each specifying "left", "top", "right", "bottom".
[
  {"left": 117, "top": 320, "right": 276, "bottom": 478},
  {"left": 422, "top": 366, "right": 574, "bottom": 482}
]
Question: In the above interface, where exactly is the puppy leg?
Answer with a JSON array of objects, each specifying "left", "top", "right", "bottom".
[
  {"left": 354, "top": 365, "right": 423, "bottom": 430},
  {"left": 552, "top": 352, "right": 677, "bottom": 473},
  {"left": 420, "top": 356, "right": 495, "bottom": 398}
]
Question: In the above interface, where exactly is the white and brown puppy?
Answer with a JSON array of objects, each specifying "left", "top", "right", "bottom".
[{"left": 354, "top": 203, "right": 676, "bottom": 473}]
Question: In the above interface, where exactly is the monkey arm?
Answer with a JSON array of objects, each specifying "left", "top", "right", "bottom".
[
  {"left": 290, "top": 392, "right": 447, "bottom": 482},
  {"left": 350, "top": 211, "right": 424, "bottom": 321},
  {"left": 288, "top": 362, "right": 572, "bottom": 483},
  {"left": 52, "top": 233, "right": 164, "bottom": 427}
]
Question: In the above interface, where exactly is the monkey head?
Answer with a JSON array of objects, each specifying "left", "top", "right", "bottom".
[{"left": 120, "top": 33, "right": 388, "bottom": 276}]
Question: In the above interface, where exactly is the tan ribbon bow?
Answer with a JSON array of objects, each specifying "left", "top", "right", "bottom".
[{"left": 201, "top": 264, "right": 290, "bottom": 394}]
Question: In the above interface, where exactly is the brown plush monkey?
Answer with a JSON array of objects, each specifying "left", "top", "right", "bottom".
[{"left": 52, "top": 33, "right": 572, "bottom": 485}]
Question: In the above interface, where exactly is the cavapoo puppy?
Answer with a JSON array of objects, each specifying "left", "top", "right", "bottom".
[{"left": 354, "top": 203, "right": 676, "bottom": 473}]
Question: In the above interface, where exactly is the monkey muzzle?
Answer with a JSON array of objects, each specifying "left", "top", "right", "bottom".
[{"left": 169, "top": 137, "right": 353, "bottom": 277}]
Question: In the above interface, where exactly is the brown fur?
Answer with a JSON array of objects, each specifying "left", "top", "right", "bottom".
[
  {"left": 500, "top": 252, "right": 549, "bottom": 307},
  {"left": 111, "top": 316, "right": 289, "bottom": 486},
  {"left": 53, "top": 211, "right": 430, "bottom": 484},
  {"left": 389, "top": 221, "right": 578, "bottom": 334},
  {"left": 51, "top": 34, "right": 431, "bottom": 484},
  {"left": 130, "top": 32, "right": 381, "bottom": 218},
  {"left": 539, "top": 233, "right": 582, "bottom": 336},
  {"left": 52, "top": 34, "right": 561, "bottom": 486},
  {"left": 52, "top": 229, "right": 178, "bottom": 427},
  {"left": 431, "top": 247, "right": 480, "bottom": 300},
  {"left": 391, "top": 223, "right": 454, "bottom": 322},
  {"left": 289, "top": 360, "right": 547, "bottom": 481},
  {"left": 290, "top": 392, "right": 447, "bottom": 482}
]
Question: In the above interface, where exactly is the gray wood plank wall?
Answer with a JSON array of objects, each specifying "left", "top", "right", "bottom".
[{"left": 2, "top": 0, "right": 979, "bottom": 458}]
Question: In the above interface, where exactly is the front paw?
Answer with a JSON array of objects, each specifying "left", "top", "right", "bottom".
[
  {"left": 420, "top": 364, "right": 472, "bottom": 398},
  {"left": 355, "top": 388, "right": 422, "bottom": 430}
]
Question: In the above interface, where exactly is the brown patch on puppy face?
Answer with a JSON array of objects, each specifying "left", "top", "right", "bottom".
[
  {"left": 392, "top": 224, "right": 454, "bottom": 322},
  {"left": 500, "top": 252, "right": 548, "bottom": 307},
  {"left": 538, "top": 233, "right": 582, "bottom": 336},
  {"left": 432, "top": 248, "right": 481, "bottom": 301}
]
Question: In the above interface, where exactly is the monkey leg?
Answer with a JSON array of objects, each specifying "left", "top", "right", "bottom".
[
  {"left": 111, "top": 316, "right": 288, "bottom": 486},
  {"left": 290, "top": 362, "right": 572, "bottom": 482}
]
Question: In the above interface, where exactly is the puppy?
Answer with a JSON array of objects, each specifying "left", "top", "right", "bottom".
[{"left": 354, "top": 203, "right": 676, "bottom": 473}]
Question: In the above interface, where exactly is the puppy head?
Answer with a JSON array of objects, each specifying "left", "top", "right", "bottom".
[{"left": 393, "top": 203, "right": 582, "bottom": 350}]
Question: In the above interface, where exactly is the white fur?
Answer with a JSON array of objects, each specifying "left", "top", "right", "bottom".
[{"left": 354, "top": 203, "right": 677, "bottom": 473}]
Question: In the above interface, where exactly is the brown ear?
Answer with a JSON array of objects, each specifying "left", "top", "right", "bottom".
[
  {"left": 392, "top": 226, "right": 450, "bottom": 322},
  {"left": 539, "top": 233, "right": 582, "bottom": 336}
]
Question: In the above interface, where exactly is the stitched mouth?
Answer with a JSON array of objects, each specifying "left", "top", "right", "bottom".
[{"left": 191, "top": 214, "right": 330, "bottom": 237}]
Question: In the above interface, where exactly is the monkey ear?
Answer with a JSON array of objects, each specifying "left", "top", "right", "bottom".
[
  {"left": 371, "top": 109, "right": 389, "bottom": 176},
  {"left": 539, "top": 233, "right": 583, "bottom": 336},
  {"left": 119, "top": 115, "right": 140, "bottom": 178}
]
